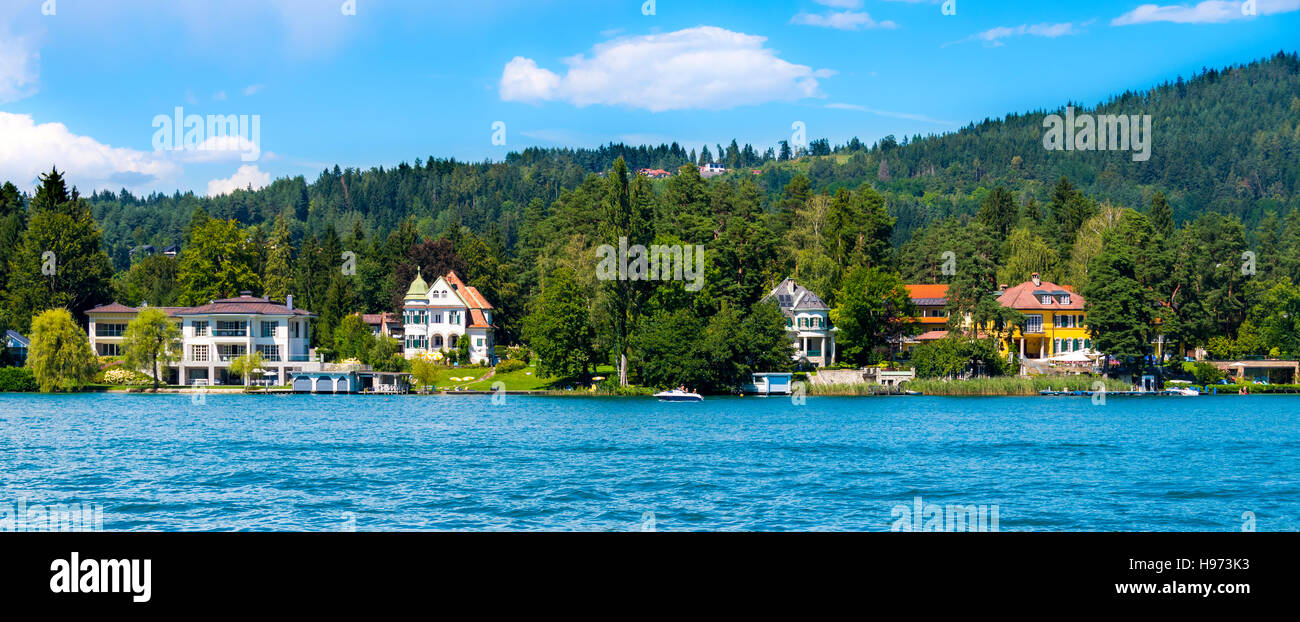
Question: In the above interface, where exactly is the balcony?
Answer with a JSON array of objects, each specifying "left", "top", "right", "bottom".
[{"left": 212, "top": 329, "right": 248, "bottom": 337}]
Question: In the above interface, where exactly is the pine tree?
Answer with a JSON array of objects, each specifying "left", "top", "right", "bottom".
[
  {"left": 263, "top": 214, "right": 294, "bottom": 303},
  {"left": 4, "top": 170, "right": 113, "bottom": 330},
  {"left": 1148, "top": 191, "right": 1174, "bottom": 240}
]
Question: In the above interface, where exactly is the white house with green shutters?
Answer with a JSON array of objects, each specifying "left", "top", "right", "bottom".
[
  {"left": 401, "top": 270, "right": 497, "bottom": 365},
  {"left": 765, "top": 278, "right": 837, "bottom": 368}
]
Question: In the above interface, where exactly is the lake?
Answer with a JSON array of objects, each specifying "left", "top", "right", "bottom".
[{"left": 1, "top": 393, "right": 1296, "bottom": 531}]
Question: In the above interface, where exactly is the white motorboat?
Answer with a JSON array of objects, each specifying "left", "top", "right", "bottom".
[{"left": 655, "top": 389, "right": 703, "bottom": 402}]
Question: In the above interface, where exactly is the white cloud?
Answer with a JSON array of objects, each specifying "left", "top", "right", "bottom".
[
  {"left": 501, "top": 57, "right": 562, "bottom": 102},
  {"left": 206, "top": 164, "right": 271, "bottom": 197},
  {"left": 791, "top": 11, "right": 897, "bottom": 30},
  {"left": 243, "top": 84, "right": 266, "bottom": 96},
  {"left": 948, "top": 22, "right": 1085, "bottom": 47},
  {"left": 0, "top": 112, "right": 181, "bottom": 193},
  {"left": 1112, "top": 0, "right": 1300, "bottom": 25},
  {"left": 0, "top": 33, "right": 39, "bottom": 103},
  {"left": 499, "top": 26, "right": 833, "bottom": 112},
  {"left": 213, "top": 90, "right": 228, "bottom": 101}
]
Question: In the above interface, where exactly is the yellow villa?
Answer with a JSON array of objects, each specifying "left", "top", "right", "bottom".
[{"left": 996, "top": 273, "right": 1093, "bottom": 360}]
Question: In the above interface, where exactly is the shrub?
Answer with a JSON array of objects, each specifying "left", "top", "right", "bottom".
[
  {"left": 0, "top": 367, "right": 38, "bottom": 392},
  {"left": 505, "top": 345, "right": 530, "bottom": 363},
  {"left": 102, "top": 367, "right": 151, "bottom": 385},
  {"left": 495, "top": 359, "right": 527, "bottom": 374},
  {"left": 1192, "top": 362, "right": 1224, "bottom": 385}
]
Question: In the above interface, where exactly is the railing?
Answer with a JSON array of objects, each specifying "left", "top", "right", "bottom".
[{"left": 212, "top": 330, "right": 248, "bottom": 337}]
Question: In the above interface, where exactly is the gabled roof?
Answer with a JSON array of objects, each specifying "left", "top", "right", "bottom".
[
  {"left": 5, "top": 330, "right": 28, "bottom": 347},
  {"left": 361, "top": 312, "right": 401, "bottom": 326},
  {"left": 87, "top": 302, "right": 142, "bottom": 314},
  {"left": 444, "top": 271, "right": 495, "bottom": 311},
  {"left": 766, "top": 278, "right": 830, "bottom": 312},
  {"left": 468, "top": 308, "right": 493, "bottom": 329},
  {"left": 997, "top": 279, "right": 1085, "bottom": 311}
]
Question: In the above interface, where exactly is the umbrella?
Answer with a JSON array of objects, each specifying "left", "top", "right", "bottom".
[{"left": 1050, "top": 351, "right": 1096, "bottom": 363}]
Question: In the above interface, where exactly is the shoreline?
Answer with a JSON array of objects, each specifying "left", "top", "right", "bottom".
[{"left": 3, "top": 387, "right": 1298, "bottom": 398}]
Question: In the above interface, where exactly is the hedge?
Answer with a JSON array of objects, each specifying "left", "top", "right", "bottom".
[{"left": 0, "top": 367, "right": 38, "bottom": 392}]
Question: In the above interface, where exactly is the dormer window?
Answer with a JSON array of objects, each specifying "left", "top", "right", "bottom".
[
  {"left": 1058, "top": 294, "right": 1071, "bottom": 305},
  {"left": 1041, "top": 295, "right": 1053, "bottom": 305}
]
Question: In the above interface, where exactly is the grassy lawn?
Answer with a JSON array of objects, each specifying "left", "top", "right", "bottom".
[{"left": 450, "top": 363, "right": 617, "bottom": 392}]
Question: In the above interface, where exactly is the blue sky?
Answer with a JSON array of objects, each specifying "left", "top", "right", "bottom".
[{"left": 1, "top": 0, "right": 1297, "bottom": 196}]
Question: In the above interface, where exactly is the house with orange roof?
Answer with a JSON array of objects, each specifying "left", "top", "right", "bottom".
[
  {"left": 995, "top": 273, "right": 1092, "bottom": 360},
  {"left": 401, "top": 269, "right": 497, "bottom": 365},
  {"left": 899, "top": 284, "right": 951, "bottom": 352}
]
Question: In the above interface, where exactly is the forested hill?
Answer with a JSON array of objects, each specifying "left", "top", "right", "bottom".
[{"left": 84, "top": 51, "right": 1299, "bottom": 267}]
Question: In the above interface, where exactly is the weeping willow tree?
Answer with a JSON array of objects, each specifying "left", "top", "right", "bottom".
[
  {"left": 27, "top": 308, "right": 98, "bottom": 393},
  {"left": 998, "top": 227, "right": 1060, "bottom": 285}
]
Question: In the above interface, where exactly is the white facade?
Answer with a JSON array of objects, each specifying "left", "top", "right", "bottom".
[
  {"left": 401, "top": 271, "right": 496, "bottom": 365},
  {"left": 766, "top": 278, "right": 837, "bottom": 368},
  {"left": 87, "top": 294, "right": 315, "bottom": 386}
]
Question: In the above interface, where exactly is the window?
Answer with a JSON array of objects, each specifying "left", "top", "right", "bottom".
[
  {"left": 261, "top": 321, "right": 277, "bottom": 338},
  {"left": 192, "top": 345, "right": 209, "bottom": 362},
  {"left": 1024, "top": 315, "right": 1043, "bottom": 334},
  {"left": 95, "top": 323, "right": 127, "bottom": 337},
  {"left": 193, "top": 321, "right": 208, "bottom": 336},
  {"left": 96, "top": 343, "right": 121, "bottom": 356},
  {"left": 1056, "top": 314, "right": 1077, "bottom": 329},
  {"left": 217, "top": 345, "right": 246, "bottom": 361},
  {"left": 257, "top": 344, "right": 281, "bottom": 361},
  {"left": 1058, "top": 294, "right": 1071, "bottom": 305},
  {"left": 476, "top": 338, "right": 484, "bottom": 347},
  {"left": 1040, "top": 295, "right": 1053, "bottom": 305},
  {"left": 215, "top": 321, "right": 247, "bottom": 337},
  {"left": 432, "top": 313, "right": 442, "bottom": 324},
  {"left": 291, "top": 321, "right": 300, "bottom": 339}
]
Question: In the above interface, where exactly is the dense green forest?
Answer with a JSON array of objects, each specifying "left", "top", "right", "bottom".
[
  {"left": 2, "top": 52, "right": 1299, "bottom": 388},
  {"left": 85, "top": 51, "right": 1300, "bottom": 264}
]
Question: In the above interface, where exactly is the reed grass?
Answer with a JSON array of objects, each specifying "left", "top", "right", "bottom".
[{"left": 904, "top": 376, "right": 1130, "bottom": 396}]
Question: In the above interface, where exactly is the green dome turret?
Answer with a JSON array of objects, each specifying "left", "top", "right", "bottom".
[{"left": 405, "top": 268, "right": 429, "bottom": 298}]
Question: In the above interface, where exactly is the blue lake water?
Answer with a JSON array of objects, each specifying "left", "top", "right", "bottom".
[{"left": 1, "top": 393, "right": 1296, "bottom": 531}]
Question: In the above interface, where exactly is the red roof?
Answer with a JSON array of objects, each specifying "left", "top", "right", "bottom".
[
  {"left": 914, "top": 330, "right": 950, "bottom": 341},
  {"left": 87, "top": 303, "right": 142, "bottom": 314},
  {"left": 905, "top": 284, "right": 949, "bottom": 302},
  {"left": 997, "top": 279, "right": 1085, "bottom": 311},
  {"left": 89, "top": 296, "right": 315, "bottom": 317},
  {"left": 468, "top": 308, "right": 492, "bottom": 329},
  {"left": 444, "top": 272, "right": 494, "bottom": 311},
  {"left": 361, "top": 312, "right": 400, "bottom": 326}
]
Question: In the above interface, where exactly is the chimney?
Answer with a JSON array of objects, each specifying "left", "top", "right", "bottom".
[
  {"left": 286, "top": 294, "right": 294, "bottom": 311},
  {"left": 1031, "top": 273, "right": 1041, "bottom": 286},
  {"left": 239, "top": 290, "right": 253, "bottom": 297}
]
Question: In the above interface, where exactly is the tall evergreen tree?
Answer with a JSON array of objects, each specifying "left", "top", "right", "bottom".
[
  {"left": 4, "top": 169, "right": 113, "bottom": 330},
  {"left": 263, "top": 214, "right": 295, "bottom": 303}
]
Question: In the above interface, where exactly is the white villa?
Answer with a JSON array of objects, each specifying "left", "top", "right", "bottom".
[
  {"left": 87, "top": 293, "right": 316, "bottom": 386},
  {"left": 401, "top": 270, "right": 497, "bottom": 365},
  {"left": 766, "top": 278, "right": 837, "bottom": 368}
]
